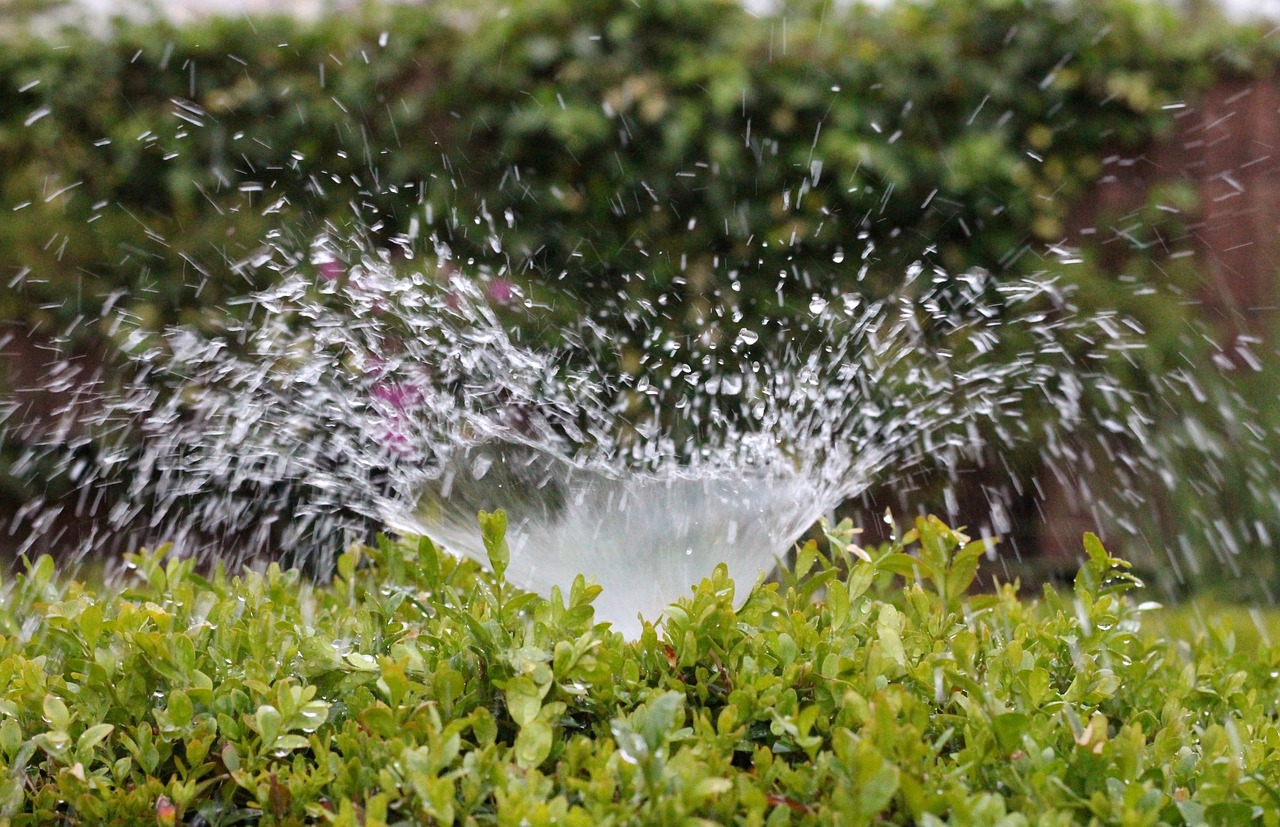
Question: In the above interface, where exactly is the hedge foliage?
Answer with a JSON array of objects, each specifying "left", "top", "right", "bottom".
[
  {"left": 1, "top": 0, "right": 1273, "bottom": 341},
  {"left": 2, "top": 515, "right": 1279, "bottom": 825},
  {"left": 4, "top": 0, "right": 1280, "bottom": 588}
]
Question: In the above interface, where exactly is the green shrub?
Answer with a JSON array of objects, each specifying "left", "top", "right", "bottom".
[
  {"left": 1, "top": 515, "right": 1278, "bottom": 825},
  {"left": 0, "top": 6, "right": 458, "bottom": 334},
  {"left": 1, "top": 0, "right": 1272, "bottom": 338}
]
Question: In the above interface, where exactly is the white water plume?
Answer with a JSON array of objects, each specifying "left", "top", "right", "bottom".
[{"left": 3, "top": 236, "right": 1138, "bottom": 635}]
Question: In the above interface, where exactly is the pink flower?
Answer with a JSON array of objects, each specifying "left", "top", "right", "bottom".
[
  {"left": 371, "top": 382, "right": 422, "bottom": 413},
  {"left": 486, "top": 278, "right": 515, "bottom": 305},
  {"left": 316, "top": 259, "right": 345, "bottom": 281},
  {"left": 378, "top": 429, "right": 413, "bottom": 454}
]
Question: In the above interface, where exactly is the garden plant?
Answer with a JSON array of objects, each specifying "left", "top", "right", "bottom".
[
  {"left": 4, "top": 2, "right": 1280, "bottom": 822},
  {"left": 1, "top": 514, "right": 1278, "bottom": 825},
  {"left": 4, "top": 0, "right": 1280, "bottom": 591}
]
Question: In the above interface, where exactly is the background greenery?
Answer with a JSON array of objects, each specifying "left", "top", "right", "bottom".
[
  {"left": 2, "top": 0, "right": 1279, "bottom": 590},
  {"left": 4, "top": 0, "right": 1266, "bottom": 330}
]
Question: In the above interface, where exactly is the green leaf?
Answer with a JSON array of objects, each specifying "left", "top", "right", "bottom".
[
  {"left": 857, "top": 765, "right": 900, "bottom": 818},
  {"left": 272, "top": 734, "right": 311, "bottom": 753},
  {"left": 875, "top": 606, "right": 906, "bottom": 669},
  {"left": 0, "top": 777, "right": 24, "bottom": 817},
  {"left": 220, "top": 743, "right": 241, "bottom": 773},
  {"left": 359, "top": 704, "right": 398, "bottom": 738},
  {"left": 794, "top": 540, "right": 818, "bottom": 580},
  {"left": 34, "top": 730, "right": 71, "bottom": 760},
  {"left": 166, "top": 690, "right": 193, "bottom": 729},
  {"left": 1082, "top": 532, "right": 1108, "bottom": 566},
  {"left": 552, "top": 639, "right": 576, "bottom": 675},
  {"left": 76, "top": 723, "right": 114, "bottom": 757},
  {"left": 505, "top": 675, "right": 544, "bottom": 728},
  {"left": 991, "top": 713, "right": 1029, "bottom": 753},
  {"left": 916, "top": 516, "right": 952, "bottom": 575},
  {"left": 514, "top": 719, "right": 553, "bottom": 769},
  {"left": 470, "top": 707, "right": 497, "bottom": 747},
  {"left": 846, "top": 563, "right": 875, "bottom": 602},
  {"left": 418, "top": 535, "right": 441, "bottom": 586},
  {"left": 772, "top": 633, "right": 798, "bottom": 667},
  {"left": 1205, "top": 802, "right": 1253, "bottom": 827},
  {"left": 876, "top": 554, "right": 920, "bottom": 578},
  {"left": 378, "top": 663, "right": 410, "bottom": 707},
  {"left": 1175, "top": 800, "right": 1207, "bottom": 826},
  {"left": 1024, "top": 668, "right": 1051, "bottom": 707},
  {"left": 79, "top": 603, "right": 104, "bottom": 645},
  {"left": 635, "top": 691, "right": 685, "bottom": 752},
  {"left": 255, "top": 705, "right": 282, "bottom": 745},
  {"left": 479, "top": 510, "right": 510, "bottom": 579},
  {"left": 42, "top": 695, "right": 70, "bottom": 732},
  {"left": 336, "top": 548, "right": 361, "bottom": 582},
  {"left": 501, "top": 591, "right": 542, "bottom": 623},
  {"left": 828, "top": 571, "right": 850, "bottom": 627},
  {"left": 344, "top": 652, "right": 380, "bottom": 672},
  {"left": 945, "top": 540, "right": 987, "bottom": 608},
  {"left": 0, "top": 720, "right": 22, "bottom": 758}
]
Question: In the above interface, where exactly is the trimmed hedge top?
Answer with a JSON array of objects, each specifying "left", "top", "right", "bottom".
[
  {"left": 1, "top": 515, "right": 1278, "bottom": 825},
  {"left": 5, "top": 0, "right": 1280, "bottom": 598}
]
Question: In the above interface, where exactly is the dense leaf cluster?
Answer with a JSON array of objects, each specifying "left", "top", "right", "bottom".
[
  {"left": 2, "top": 515, "right": 1278, "bottom": 825},
  {"left": 0, "top": 0, "right": 1271, "bottom": 338}
]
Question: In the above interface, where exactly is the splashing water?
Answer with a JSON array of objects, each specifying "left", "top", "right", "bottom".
[
  {"left": 3, "top": 228, "right": 1142, "bottom": 636},
  {"left": 406, "top": 449, "right": 824, "bottom": 635}
]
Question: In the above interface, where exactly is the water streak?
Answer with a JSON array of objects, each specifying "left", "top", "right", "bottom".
[{"left": 4, "top": 237, "right": 1129, "bottom": 635}]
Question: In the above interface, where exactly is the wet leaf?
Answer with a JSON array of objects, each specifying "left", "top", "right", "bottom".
[{"left": 514, "top": 719, "right": 553, "bottom": 769}]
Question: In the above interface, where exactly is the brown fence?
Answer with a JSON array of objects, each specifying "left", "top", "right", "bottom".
[
  {"left": 1078, "top": 75, "right": 1280, "bottom": 335},
  {"left": 1038, "top": 73, "right": 1280, "bottom": 569}
]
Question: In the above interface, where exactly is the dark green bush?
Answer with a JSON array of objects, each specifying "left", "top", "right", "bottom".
[
  {"left": 2, "top": 515, "right": 1279, "bottom": 825},
  {"left": 0, "top": 0, "right": 1271, "bottom": 337},
  {"left": 0, "top": 6, "right": 456, "bottom": 334}
]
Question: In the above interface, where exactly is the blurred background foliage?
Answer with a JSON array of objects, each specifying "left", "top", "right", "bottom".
[
  {"left": 3, "top": 0, "right": 1268, "bottom": 333},
  {"left": 2, "top": 0, "right": 1279, "bottom": 592}
]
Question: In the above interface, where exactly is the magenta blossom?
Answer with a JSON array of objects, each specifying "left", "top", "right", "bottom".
[
  {"left": 377, "top": 429, "right": 415, "bottom": 455},
  {"left": 316, "top": 259, "right": 346, "bottom": 281},
  {"left": 371, "top": 381, "right": 423, "bottom": 413},
  {"left": 486, "top": 278, "right": 515, "bottom": 305}
]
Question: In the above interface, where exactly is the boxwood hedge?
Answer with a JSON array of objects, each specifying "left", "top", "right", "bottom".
[
  {"left": 5, "top": 0, "right": 1280, "bottom": 593},
  {"left": 1, "top": 514, "right": 1278, "bottom": 825}
]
